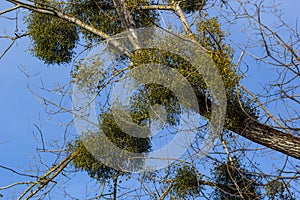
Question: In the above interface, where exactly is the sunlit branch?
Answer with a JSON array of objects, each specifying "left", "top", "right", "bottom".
[
  {"left": 140, "top": 3, "right": 193, "bottom": 36},
  {"left": 18, "top": 152, "right": 76, "bottom": 200},
  {"left": 0, "top": 5, "right": 20, "bottom": 15},
  {"left": 6, "top": 0, "right": 132, "bottom": 57}
]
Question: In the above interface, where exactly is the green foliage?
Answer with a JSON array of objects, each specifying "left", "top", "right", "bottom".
[
  {"left": 25, "top": 0, "right": 158, "bottom": 64},
  {"left": 195, "top": 16, "right": 257, "bottom": 129},
  {"left": 164, "top": 0, "right": 207, "bottom": 13},
  {"left": 67, "top": 0, "right": 157, "bottom": 40},
  {"left": 24, "top": 1, "right": 268, "bottom": 198},
  {"left": 213, "top": 158, "right": 260, "bottom": 200},
  {"left": 131, "top": 47, "right": 210, "bottom": 120},
  {"left": 130, "top": 83, "right": 181, "bottom": 126},
  {"left": 68, "top": 139, "right": 121, "bottom": 181},
  {"left": 265, "top": 180, "right": 296, "bottom": 200},
  {"left": 130, "top": 46, "right": 208, "bottom": 125},
  {"left": 129, "top": 16, "right": 257, "bottom": 129},
  {"left": 26, "top": 12, "right": 78, "bottom": 64},
  {"left": 212, "top": 158, "right": 296, "bottom": 200},
  {"left": 100, "top": 112, "right": 151, "bottom": 153},
  {"left": 173, "top": 165, "right": 202, "bottom": 199},
  {"left": 196, "top": 16, "right": 238, "bottom": 90},
  {"left": 68, "top": 111, "right": 151, "bottom": 181},
  {"left": 67, "top": 0, "right": 121, "bottom": 39}
]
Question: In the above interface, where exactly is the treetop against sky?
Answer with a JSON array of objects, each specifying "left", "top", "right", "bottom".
[{"left": 0, "top": 0, "right": 299, "bottom": 199}]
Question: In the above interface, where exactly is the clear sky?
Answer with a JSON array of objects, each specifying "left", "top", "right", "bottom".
[
  {"left": 0, "top": 2, "right": 76, "bottom": 197},
  {"left": 0, "top": 0, "right": 299, "bottom": 199}
]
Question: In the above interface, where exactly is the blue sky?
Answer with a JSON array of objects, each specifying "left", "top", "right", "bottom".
[
  {"left": 0, "top": 0, "right": 299, "bottom": 199},
  {"left": 0, "top": 3, "right": 75, "bottom": 197}
]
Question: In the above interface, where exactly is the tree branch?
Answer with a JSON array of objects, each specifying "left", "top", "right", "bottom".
[
  {"left": 159, "top": 181, "right": 174, "bottom": 200},
  {"left": 140, "top": 5, "right": 174, "bottom": 11},
  {"left": 6, "top": 0, "right": 132, "bottom": 57},
  {"left": 18, "top": 152, "right": 76, "bottom": 200},
  {"left": 173, "top": 2, "right": 192, "bottom": 36},
  {"left": 0, "top": 5, "right": 20, "bottom": 15},
  {"left": 5, "top": 0, "right": 300, "bottom": 161},
  {"left": 140, "top": 3, "right": 193, "bottom": 36}
]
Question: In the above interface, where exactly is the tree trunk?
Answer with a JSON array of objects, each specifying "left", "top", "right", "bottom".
[
  {"left": 231, "top": 118, "right": 300, "bottom": 159},
  {"left": 197, "top": 93, "right": 300, "bottom": 159}
]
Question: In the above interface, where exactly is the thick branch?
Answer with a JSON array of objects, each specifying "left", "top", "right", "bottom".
[
  {"left": 195, "top": 92, "right": 300, "bottom": 159},
  {"left": 112, "top": 0, "right": 137, "bottom": 30},
  {"left": 112, "top": 0, "right": 141, "bottom": 49},
  {"left": 240, "top": 84, "right": 292, "bottom": 134},
  {"left": 173, "top": 2, "right": 192, "bottom": 36},
  {"left": 18, "top": 152, "right": 76, "bottom": 200},
  {"left": 232, "top": 118, "right": 300, "bottom": 159}
]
